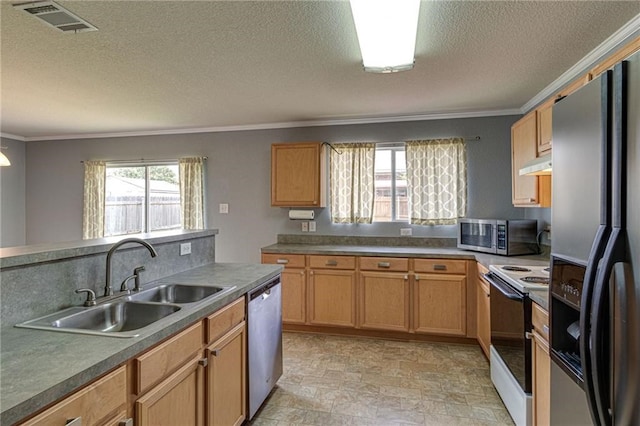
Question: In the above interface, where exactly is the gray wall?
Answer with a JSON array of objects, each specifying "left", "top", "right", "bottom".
[
  {"left": 23, "top": 115, "right": 539, "bottom": 263},
  {"left": 0, "top": 137, "right": 26, "bottom": 247}
]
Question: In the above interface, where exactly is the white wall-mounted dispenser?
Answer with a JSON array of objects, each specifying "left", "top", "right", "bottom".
[{"left": 289, "top": 210, "right": 314, "bottom": 220}]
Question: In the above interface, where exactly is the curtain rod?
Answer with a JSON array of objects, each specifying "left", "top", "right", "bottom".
[
  {"left": 328, "top": 136, "right": 481, "bottom": 146},
  {"left": 81, "top": 157, "right": 208, "bottom": 164}
]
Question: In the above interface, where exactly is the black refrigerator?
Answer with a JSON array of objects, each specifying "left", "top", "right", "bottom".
[{"left": 549, "top": 50, "right": 640, "bottom": 425}]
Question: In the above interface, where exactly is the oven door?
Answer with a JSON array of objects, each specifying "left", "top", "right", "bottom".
[{"left": 486, "top": 272, "right": 533, "bottom": 393}]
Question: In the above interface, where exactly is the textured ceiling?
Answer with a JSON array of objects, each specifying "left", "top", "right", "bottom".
[{"left": 1, "top": 1, "right": 639, "bottom": 140}]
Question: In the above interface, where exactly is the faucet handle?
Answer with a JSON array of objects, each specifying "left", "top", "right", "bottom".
[
  {"left": 75, "top": 288, "right": 97, "bottom": 307},
  {"left": 133, "top": 266, "right": 146, "bottom": 274}
]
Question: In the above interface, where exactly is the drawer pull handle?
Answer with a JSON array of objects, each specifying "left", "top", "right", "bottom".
[
  {"left": 199, "top": 357, "right": 209, "bottom": 367},
  {"left": 378, "top": 262, "right": 391, "bottom": 268},
  {"left": 118, "top": 419, "right": 133, "bottom": 426},
  {"left": 415, "top": 274, "right": 420, "bottom": 281},
  {"left": 276, "top": 259, "right": 289, "bottom": 264},
  {"left": 433, "top": 264, "right": 447, "bottom": 271},
  {"left": 326, "top": 260, "right": 338, "bottom": 266},
  {"left": 211, "top": 349, "right": 221, "bottom": 357},
  {"left": 66, "top": 418, "right": 82, "bottom": 426},
  {"left": 543, "top": 325, "right": 549, "bottom": 335}
]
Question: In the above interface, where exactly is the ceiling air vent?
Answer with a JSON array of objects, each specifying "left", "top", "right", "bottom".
[{"left": 13, "top": 1, "right": 97, "bottom": 33}]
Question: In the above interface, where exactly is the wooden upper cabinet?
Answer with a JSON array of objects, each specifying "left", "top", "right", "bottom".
[
  {"left": 271, "top": 142, "right": 326, "bottom": 207},
  {"left": 512, "top": 112, "right": 542, "bottom": 206},
  {"left": 591, "top": 35, "right": 640, "bottom": 77},
  {"left": 536, "top": 100, "right": 553, "bottom": 155}
]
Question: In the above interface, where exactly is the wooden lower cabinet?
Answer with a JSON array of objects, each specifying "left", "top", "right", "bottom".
[
  {"left": 135, "top": 354, "right": 205, "bottom": 426},
  {"left": 532, "top": 302, "right": 550, "bottom": 426},
  {"left": 477, "top": 265, "right": 491, "bottom": 358},
  {"left": 281, "top": 268, "right": 306, "bottom": 324},
  {"left": 413, "top": 274, "right": 467, "bottom": 336},
  {"left": 206, "top": 321, "right": 247, "bottom": 426},
  {"left": 19, "top": 366, "right": 128, "bottom": 426},
  {"left": 359, "top": 271, "right": 410, "bottom": 332},
  {"left": 308, "top": 269, "right": 356, "bottom": 327}
]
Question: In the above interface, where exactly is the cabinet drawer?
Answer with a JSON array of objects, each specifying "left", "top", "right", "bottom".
[
  {"left": 414, "top": 259, "right": 466, "bottom": 275},
  {"left": 262, "top": 253, "right": 306, "bottom": 268},
  {"left": 207, "top": 296, "right": 245, "bottom": 344},
  {"left": 360, "top": 257, "right": 409, "bottom": 272},
  {"left": 308, "top": 255, "right": 356, "bottom": 269},
  {"left": 135, "top": 322, "right": 203, "bottom": 395},
  {"left": 20, "top": 366, "right": 127, "bottom": 426},
  {"left": 532, "top": 302, "right": 549, "bottom": 342}
]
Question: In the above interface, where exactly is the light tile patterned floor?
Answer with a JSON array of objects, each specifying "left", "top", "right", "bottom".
[{"left": 251, "top": 332, "right": 514, "bottom": 426}]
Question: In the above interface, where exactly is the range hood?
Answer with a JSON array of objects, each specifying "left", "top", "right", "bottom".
[{"left": 519, "top": 153, "right": 552, "bottom": 176}]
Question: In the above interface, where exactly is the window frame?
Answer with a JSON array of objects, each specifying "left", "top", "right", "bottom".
[
  {"left": 373, "top": 143, "right": 408, "bottom": 223},
  {"left": 104, "top": 161, "right": 180, "bottom": 237}
]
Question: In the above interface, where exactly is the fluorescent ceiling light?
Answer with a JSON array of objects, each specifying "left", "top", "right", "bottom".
[
  {"left": 349, "top": 0, "right": 420, "bottom": 73},
  {"left": 0, "top": 151, "right": 11, "bottom": 167}
]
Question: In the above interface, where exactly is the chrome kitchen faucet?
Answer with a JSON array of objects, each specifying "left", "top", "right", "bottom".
[{"left": 104, "top": 238, "right": 158, "bottom": 297}]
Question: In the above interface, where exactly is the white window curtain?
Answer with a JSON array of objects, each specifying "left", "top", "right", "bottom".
[
  {"left": 179, "top": 157, "right": 205, "bottom": 230},
  {"left": 82, "top": 160, "right": 106, "bottom": 239},
  {"left": 405, "top": 138, "right": 467, "bottom": 225},
  {"left": 330, "top": 143, "right": 376, "bottom": 224}
]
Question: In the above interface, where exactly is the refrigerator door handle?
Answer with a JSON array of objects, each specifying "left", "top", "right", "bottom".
[{"left": 590, "top": 229, "right": 625, "bottom": 426}]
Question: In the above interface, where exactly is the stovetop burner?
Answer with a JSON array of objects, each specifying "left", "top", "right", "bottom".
[
  {"left": 520, "top": 276, "right": 549, "bottom": 285},
  {"left": 501, "top": 266, "right": 532, "bottom": 272}
]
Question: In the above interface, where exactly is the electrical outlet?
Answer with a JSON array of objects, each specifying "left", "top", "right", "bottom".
[
  {"left": 309, "top": 221, "right": 316, "bottom": 232},
  {"left": 219, "top": 203, "right": 229, "bottom": 214},
  {"left": 400, "top": 228, "right": 412, "bottom": 236},
  {"left": 180, "top": 242, "right": 191, "bottom": 256},
  {"left": 301, "top": 222, "right": 309, "bottom": 232}
]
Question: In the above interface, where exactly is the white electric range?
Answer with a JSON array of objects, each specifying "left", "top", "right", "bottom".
[
  {"left": 488, "top": 264, "right": 550, "bottom": 293},
  {"left": 484, "top": 263, "right": 550, "bottom": 426}
]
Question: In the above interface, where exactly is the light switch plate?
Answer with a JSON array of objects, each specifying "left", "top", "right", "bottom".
[
  {"left": 400, "top": 228, "right": 412, "bottom": 236},
  {"left": 219, "top": 203, "right": 229, "bottom": 214},
  {"left": 309, "top": 221, "right": 316, "bottom": 232},
  {"left": 180, "top": 242, "right": 191, "bottom": 255},
  {"left": 301, "top": 222, "right": 309, "bottom": 232}
]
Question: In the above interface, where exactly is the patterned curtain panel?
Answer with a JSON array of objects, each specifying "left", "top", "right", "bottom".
[
  {"left": 330, "top": 143, "right": 376, "bottom": 224},
  {"left": 179, "top": 157, "right": 206, "bottom": 230},
  {"left": 82, "top": 160, "right": 106, "bottom": 239},
  {"left": 405, "top": 138, "right": 467, "bottom": 225}
]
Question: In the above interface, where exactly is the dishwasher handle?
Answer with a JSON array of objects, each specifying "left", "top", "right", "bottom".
[{"left": 249, "top": 276, "right": 281, "bottom": 301}]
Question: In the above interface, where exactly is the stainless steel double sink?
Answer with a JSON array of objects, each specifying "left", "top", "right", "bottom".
[{"left": 16, "top": 284, "right": 234, "bottom": 338}]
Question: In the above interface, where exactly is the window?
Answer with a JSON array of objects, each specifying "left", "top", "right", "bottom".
[
  {"left": 104, "top": 164, "right": 181, "bottom": 237},
  {"left": 373, "top": 145, "right": 408, "bottom": 222}
]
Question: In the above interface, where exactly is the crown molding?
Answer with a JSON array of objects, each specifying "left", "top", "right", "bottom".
[
  {"left": 0, "top": 132, "right": 27, "bottom": 142},
  {"left": 19, "top": 109, "right": 521, "bottom": 141},
  {"left": 521, "top": 13, "right": 640, "bottom": 113}
]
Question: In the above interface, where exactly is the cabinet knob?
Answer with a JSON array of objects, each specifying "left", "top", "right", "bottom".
[
  {"left": 415, "top": 274, "right": 420, "bottom": 281},
  {"left": 66, "top": 418, "right": 82, "bottom": 426},
  {"left": 199, "top": 357, "right": 209, "bottom": 366},
  {"left": 211, "top": 350, "right": 221, "bottom": 357},
  {"left": 118, "top": 419, "right": 133, "bottom": 426}
]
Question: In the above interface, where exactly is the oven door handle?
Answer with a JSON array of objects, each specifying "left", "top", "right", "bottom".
[{"left": 484, "top": 273, "right": 524, "bottom": 301}]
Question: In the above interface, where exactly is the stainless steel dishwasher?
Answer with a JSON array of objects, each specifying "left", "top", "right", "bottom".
[{"left": 247, "top": 275, "right": 283, "bottom": 419}]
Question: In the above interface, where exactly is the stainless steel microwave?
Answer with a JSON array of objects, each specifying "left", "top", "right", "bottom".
[{"left": 457, "top": 218, "right": 538, "bottom": 256}]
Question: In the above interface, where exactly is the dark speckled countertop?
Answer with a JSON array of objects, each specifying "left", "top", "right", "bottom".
[{"left": 0, "top": 262, "right": 281, "bottom": 426}]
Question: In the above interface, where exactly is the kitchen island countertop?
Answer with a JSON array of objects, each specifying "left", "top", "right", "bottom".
[{"left": 0, "top": 262, "right": 281, "bottom": 426}]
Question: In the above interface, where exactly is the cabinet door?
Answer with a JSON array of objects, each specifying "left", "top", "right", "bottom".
[
  {"left": 20, "top": 366, "right": 127, "bottom": 426},
  {"left": 359, "top": 271, "right": 409, "bottom": 332},
  {"left": 135, "top": 354, "right": 205, "bottom": 426},
  {"left": 536, "top": 101, "right": 553, "bottom": 155},
  {"left": 281, "top": 268, "right": 306, "bottom": 324},
  {"left": 207, "top": 322, "right": 246, "bottom": 426},
  {"left": 532, "top": 330, "right": 551, "bottom": 426},
  {"left": 308, "top": 269, "right": 356, "bottom": 327},
  {"left": 477, "top": 276, "right": 491, "bottom": 358},
  {"left": 414, "top": 274, "right": 466, "bottom": 336},
  {"left": 271, "top": 142, "right": 325, "bottom": 207},
  {"left": 511, "top": 112, "right": 540, "bottom": 206}
]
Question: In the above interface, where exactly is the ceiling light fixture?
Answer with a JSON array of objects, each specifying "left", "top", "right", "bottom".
[
  {"left": 0, "top": 150, "right": 11, "bottom": 167},
  {"left": 349, "top": 0, "right": 420, "bottom": 73},
  {"left": 13, "top": 0, "right": 98, "bottom": 33}
]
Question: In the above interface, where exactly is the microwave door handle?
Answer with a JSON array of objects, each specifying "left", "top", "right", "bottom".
[{"left": 484, "top": 273, "right": 524, "bottom": 301}]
